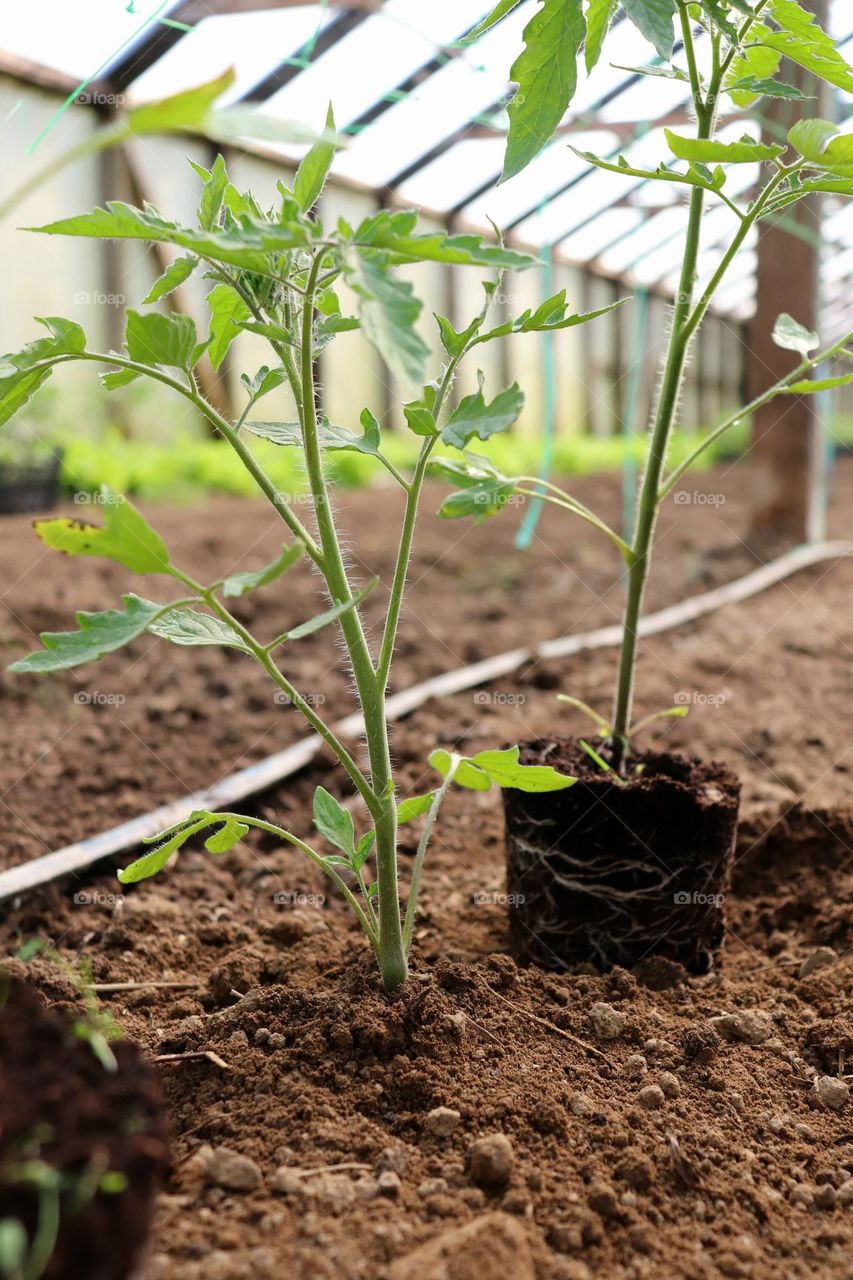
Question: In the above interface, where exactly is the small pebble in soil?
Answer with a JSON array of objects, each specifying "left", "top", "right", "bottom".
[
  {"left": 377, "top": 1170, "right": 402, "bottom": 1199},
  {"left": 709, "top": 1010, "right": 773, "bottom": 1046},
  {"left": 811, "top": 1075, "right": 849, "bottom": 1112},
  {"left": 798, "top": 946, "right": 837, "bottom": 979},
  {"left": 659, "top": 1072, "right": 681, "bottom": 1099},
  {"left": 424, "top": 1106, "right": 461, "bottom": 1138},
  {"left": 637, "top": 1084, "right": 666, "bottom": 1110},
  {"left": 813, "top": 1184, "right": 837, "bottom": 1211},
  {"left": 624, "top": 1054, "right": 648, "bottom": 1079},
  {"left": 587, "top": 1180, "right": 622, "bottom": 1221},
  {"left": 790, "top": 1184, "right": 813, "bottom": 1208},
  {"left": 569, "top": 1092, "right": 596, "bottom": 1118},
  {"left": 205, "top": 1147, "right": 262, "bottom": 1192},
  {"left": 839, "top": 1181, "right": 853, "bottom": 1207},
  {"left": 468, "top": 1134, "right": 514, "bottom": 1188},
  {"left": 589, "top": 1002, "right": 626, "bottom": 1041}
]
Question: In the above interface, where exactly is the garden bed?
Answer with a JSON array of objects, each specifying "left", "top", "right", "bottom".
[{"left": 1, "top": 463, "right": 852, "bottom": 1279}]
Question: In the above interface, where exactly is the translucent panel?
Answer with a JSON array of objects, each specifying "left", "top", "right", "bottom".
[
  {"left": 597, "top": 207, "right": 686, "bottom": 275},
  {"left": 397, "top": 137, "right": 506, "bottom": 210},
  {"left": 463, "top": 131, "right": 618, "bottom": 230},
  {"left": 263, "top": 0, "right": 490, "bottom": 132},
  {"left": 558, "top": 208, "right": 644, "bottom": 262},
  {"left": 824, "top": 195, "right": 853, "bottom": 244},
  {"left": 823, "top": 245, "right": 853, "bottom": 281},
  {"left": 0, "top": 0, "right": 182, "bottom": 82},
  {"left": 129, "top": 8, "right": 332, "bottom": 105},
  {"left": 331, "top": 1, "right": 536, "bottom": 188}
]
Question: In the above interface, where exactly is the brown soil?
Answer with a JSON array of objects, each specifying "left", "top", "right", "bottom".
[
  {"left": 504, "top": 740, "right": 741, "bottom": 973},
  {"left": 0, "top": 463, "right": 852, "bottom": 1278},
  {"left": 0, "top": 973, "right": 169, "bottom": 1280}
]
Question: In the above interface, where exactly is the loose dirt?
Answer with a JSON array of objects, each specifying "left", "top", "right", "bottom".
[{"left": 0, "top": 463, "right": 852, "bottom": 1278}]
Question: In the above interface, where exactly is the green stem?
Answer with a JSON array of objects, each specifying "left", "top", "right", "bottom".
[
  {"left": 611, "top": 12, "right": 715, "bottom": 762},
  {"left": 299, "top": 253, "right": 407, "bottom": 992}
]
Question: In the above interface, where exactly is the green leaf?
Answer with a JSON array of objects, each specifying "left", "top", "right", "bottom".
[
  {"left": 586, "top": 0, "right": 618, "bottom": 72},
  {"left": 611, "top": 62, "right": 688, "bottom": 82},
  {"left": 101, "top": 366, "right": 141, "bottom": 391},
  {"left": 435, "top": 313, "right": 481, "bottom": 358},
  {"left": 205, "top": 819, "right": 249, "bottom": 854},
  {"left": 194, "top": 153, "right": 229, "bottom": 230},
  {"left": 441, "top": 375, "right": 524, "bottom": 449},
  {"left": 142, "top": 254, "right": 198, "bottom": 305},
  {"left": 206, "top": 283, "right": 252, "bottom": 370},
  {"left": 464, "top": 0, "right": 524, "bottom": 42},
  {"left": 345, "top": 250, "right": 429, "bottom": 393},
  {"left": 0, "top": 1219, "right": 28, "bottom": 1271},
  {"left": 725, "top": 75, "right": 810, "bottom": 101},
  {"left": 476, "top": 292, "right": 628, "bottom": 343},
  {"left": 245, "top": 415, "right": 381, "bottom": 456},
  {"left": 353, "top": 829, "right": 376, "bottom": 872},
  {"left": 698, "top": 0, "right": 739, "bottom": 41},
  {"left": 471, "top": 746, "right": 576, "bottom": 792},
  {"left": 241, "top": 365, "right": 287, "bottom": 402},
  {"left": 773, "top": 312, "right": 818, "bottom": 356},
  {"left": 724, "top": 41, "right": 782, "bottom": 106},
  {"left": 283, "top": 580, "right": 378, "bottom": 642},
  {"left": 397, "top": 792, "right": 437, "bottom": 823},
  {"left": 313, "top": 786, "right": 357, "bottom": 859},
  {"left": 665, "top": 129, "right": 785, "bottom": 164},
  {"left": 355, "top": 210, "right": 533, "bottom": 269},
  {"left": 34, "top": 491, "right": 172, "bottom": 575},
  {"left": 438, "top": 478, "right": 518, "bottom": 522},
  {"left": 118, "top": 819, "right": 207, "bottom": 884},
  {"left": 621, "top": 0, "right": 677, "bottom": 60},
  {"left": 784, "top": 374, "right": 853, "bottom": 394},
  {"left": 294, "top": 102, "right": 339, "bottom": 211},
  {"left": 0, "top": 314, "right": 87, "bottom": 424},
  {"left": 0, "top": 365, "right": 52, "bottom": 427},
  {"left": 428, "top": 749, "right": 492, "bottom": 791},
  {"left": 788, "top": 119, "right": 853, "bottom": 176},
  {"left": 148, "top": 609, "right": 252, "bottom": 653},
  {"left": 125, "top": 309, "right": 198, "bottom": 369},
  {"left": 761, "top": 0, "right": 853, "bottom": 95},
  {"left": 127, "top": 70, "right": 235, "bottom": 135},
  {"left": 9, "top": 594, "right": 165, "bottom": 674},
  {"left": 503, "top": 0, "right": 585, "bottom": 181},
  {"left": 403, "top": 400, "right": 438, "bottom": 438},
  {"left": 222, "top": 543, "right": 304, "bottom": 597}
]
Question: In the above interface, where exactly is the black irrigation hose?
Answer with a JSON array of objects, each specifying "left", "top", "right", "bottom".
[{"left": 0, "top": 540, "right": 850, "bottom": 903}]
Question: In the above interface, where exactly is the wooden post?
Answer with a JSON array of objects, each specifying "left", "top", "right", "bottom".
[{"left": 746, "top": 0, "right": 826, "bottom": 543}]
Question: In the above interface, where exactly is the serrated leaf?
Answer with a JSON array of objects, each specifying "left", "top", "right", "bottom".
[
  {"left": 34, "top": 491, "right": 172, "bottom": 575},
  {"left": 354, "top": 210, "right": 533, "bottom": 269},
  {"left": 621, "top": 0, "right": 677, "bottom": 61},
  {"left": 345, "top": 250, "right": 429, "bottom": 393},
  {"left": 773, "top": 312, "right": 819, "bottom": 356},
  {"left": 9, "top": 594, "right": 165, "bottom": 674},
  {"left": 142, "top": 254, "right": 198, "bottom": 305},
  {"left": 441, "top": 376, "right": 524, "bottom": 449},
  {"left": 665, "top": 130, "right": 784, "bottom": 164},
  {"left": 245, "top": 415, "right": 382, "bottom": 456},
  {"left": 125, "top": 309, "right": 198, "bottom": 369},
  {"left": 118, "top": 817, "right": 209, "bottom": 884},
  {"left": 195, "top": 153, "right": 229, "bottom": 230},
  {"left": 0, "top": 314, "right": 87, "bottom": 425},
  {"left": 0, "top": 365, "right": 52, "bottom": 427},
  {"left": 438, "top": 478, "right": 518, "bottom": 522},
  {"left": 472, "top": 746, "right": 576, "bottom": 792},
  {"left": 503, "top": 0, "right": 585, "bottom": 181},
  {"left": 127, "top": 70, "right": 235, "bottom": 135},
  {"left": 294, "top": 102, "right": 339, "bottom": 211},
  {"left": 100, "top": 366, "right": 141, "bottom": 391},
  {"left": 205, "top": 819, "right": 249, "bottom": 854},
  {"left": 435, "top": 313, "right": 480, "bottom": 358},
  {"left": 241, "top": 365, "right": 287, "bottom": 402},
  {"left": 353, "top": 829, "right": 376, "bottom": 872},
  {"left": 760, "top": 0, "right": 853, "bottom": 96},
  {"left": 586, "top": 0, "right": 618, "bottom": 72},
  {"left": 222, "top": 543, "right": 304, "bottom": 598},
  {"left": 313, "top": 786, "right": 357, "bottom": 859},
  {"left": 397, "top": 792, "right": 436, "bottom": 823},
  {"left": 788, "top": 119, "right": 853, "bottom": 176},
  {"left": 148, "top": 609, "right": 252, "bottom": 652},
  {"left": 206, "top": 283, "right": 252, "bottom": 369},
  {"left": 726, "top": 75, "right": 810, "bottom": 101}
]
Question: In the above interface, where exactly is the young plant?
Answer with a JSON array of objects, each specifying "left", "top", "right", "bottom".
[
  {"left": 1, "top": 127, "right": 610, "bottom": 992},
  {"left": 440, "top": 0, "right": 853, "bottom": 765}
]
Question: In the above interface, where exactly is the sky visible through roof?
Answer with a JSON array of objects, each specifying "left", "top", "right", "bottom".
[{"left": 1, "top": 0, "right": 851, "bottom": 328}]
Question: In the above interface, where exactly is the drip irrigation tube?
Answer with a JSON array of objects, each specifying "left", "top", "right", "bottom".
[{"left": 1, "top": 539, "right": 851, "bottom": 903}]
